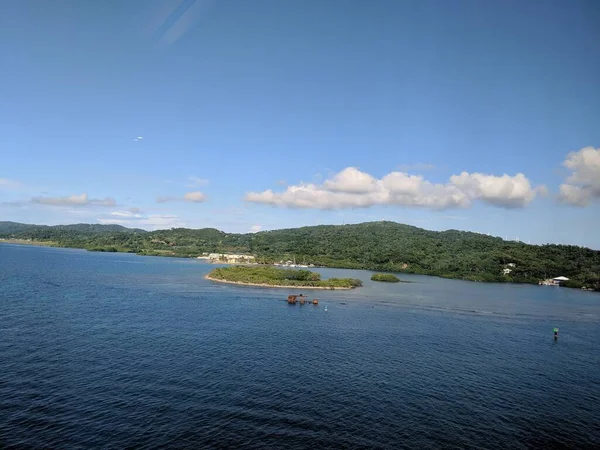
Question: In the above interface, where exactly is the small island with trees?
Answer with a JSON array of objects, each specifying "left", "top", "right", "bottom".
[
  {"left": 206, "top": 266, "right": 363, "bottom": 289},
  {"left": 371, "top": 273, "right": 401, "bottom": 283}
]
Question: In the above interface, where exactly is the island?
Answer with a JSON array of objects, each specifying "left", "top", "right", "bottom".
[
  {"left": 205, "top": 266, "right": 363, "bottom": 289},
  {"left": 371, "top": 273, "right": 401, "bottom": 283},
  {"left": 2, "top": 220, "right": 599, "bottom": 291}
]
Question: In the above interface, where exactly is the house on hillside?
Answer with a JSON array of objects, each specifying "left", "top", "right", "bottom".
[{"left": 503, "top": 263, "right": 517, "bottom": 275}]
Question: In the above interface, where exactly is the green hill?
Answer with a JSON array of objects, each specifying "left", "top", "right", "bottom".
[
  {"left": 1, "top": 221, "right": 599, "bottom": 290},
  {"left": 0, "top": 221, "right": 40, "bottom": 234},
  {"left": 0, "top": 221, "right": 142, "bottom": 234}
]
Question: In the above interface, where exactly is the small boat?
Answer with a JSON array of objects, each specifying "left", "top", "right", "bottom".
[{"left": 287, "top": 294, "right": 307, "bottom": 305}]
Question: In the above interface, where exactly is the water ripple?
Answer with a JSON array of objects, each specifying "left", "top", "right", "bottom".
[{"left": 1, "top": 245, "right": 599, "bottom": 449}]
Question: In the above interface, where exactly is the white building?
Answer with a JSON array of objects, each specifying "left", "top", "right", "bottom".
[{"left": 198, "top": 253, "right": 256, "bottom": 264}]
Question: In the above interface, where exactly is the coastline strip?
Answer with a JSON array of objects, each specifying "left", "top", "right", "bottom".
[
  {"left": 0, "top": 239, "right": 56, "bottom": 247},
  {"left": 204, "top": 275, "right": 353, "bottom": 290}
]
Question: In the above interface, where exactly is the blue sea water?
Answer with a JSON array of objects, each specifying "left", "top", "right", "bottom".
[{"left": 1, "top": 244, "right": 599, "bottom": 449}]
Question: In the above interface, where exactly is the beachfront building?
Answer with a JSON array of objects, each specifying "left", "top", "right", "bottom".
[
  {"left": 197, "top": 253, "right": 256, "bottom": 264},
  {"left": 539, "top": 276, "right": 570, "bottom": 286}
]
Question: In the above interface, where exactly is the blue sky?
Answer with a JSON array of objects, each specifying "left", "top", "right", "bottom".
[{"left": 1, "top": 0, "right": 599, "bottom": 248}]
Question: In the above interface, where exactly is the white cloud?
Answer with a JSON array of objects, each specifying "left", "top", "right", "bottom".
[
  {"left": 382, "top": 172, "right": 469, "bottom": 208},
  {"left": 34, "top": 193, "right": 88, "bottom": 206},
  {"left": 156, "top": 192, "right": 207, "bottom": 203},
  {"left": 557, "top": 146, "right": 600, "bottom": 206},
  {"left": 186, "top": 177, "right": 209, "bottom": 188},
  {"left": 449, "top": 172, "right": 536, "bottom": 208},
  {"left": 245, "top": 167, "right": 541, "bottom": 210},
  {"left": 98, "top": 214, "right": 185, "bottom": 230},
  {"left": 111, "top": 210, "right": 142, "bottom": 218},
  {"left": 558, "top": 184, "right": 589, "bottom": 206},
  {"left": 31, "top": 193, "right": 116, "bottom": 207},
  {"left": 133, "top": 136, "right": 144, "bottom": 142},
  {"left": 249, "top": 225, "right": 262, "bottom": 233},
  {"left": 92, "top": 198, "right": 117, "bottom": 207},
  {"left": 183, "top": 191, "right": 207, "bottom": 202},
  {"left": 323, "top": 167, "right": 379, "bottom": 194}
]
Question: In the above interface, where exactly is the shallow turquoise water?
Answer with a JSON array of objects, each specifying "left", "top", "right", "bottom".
[{"left": 1, "top": 244, "right": 599, "bottom": 449}]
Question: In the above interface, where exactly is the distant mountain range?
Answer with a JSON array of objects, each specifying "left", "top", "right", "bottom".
[
  {"left": 0, "top": 221, "right": 145, "bottom": 234},
  {"left": 1, "top": 220, "right": 598, "bottom": 290}
]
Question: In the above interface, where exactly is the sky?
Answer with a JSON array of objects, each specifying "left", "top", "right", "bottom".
[{"left": 1, "top": 0, "right": 599, "bottom": 248}]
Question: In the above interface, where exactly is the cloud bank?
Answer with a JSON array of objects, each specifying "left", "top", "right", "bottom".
[
  {"left": 32, "top": 193, "right": 116, "bottom": 207},
  {"left": 110, "top": 210, "right": 143, "bottom": 218},
  {"left": 99, "top": 214, "right": 184, "bottom": 230},
  {"left": 156, "top": 191, "right": 207, "bottom": 203},
  {"left": 183, "top": 191, "right": 207, "bottom": 202},
  {"left": 245, "top": 167, "right": 542, "bottom": 210},
  {"left": 558, "top": 146, "right": 600, "bottom": 206}
]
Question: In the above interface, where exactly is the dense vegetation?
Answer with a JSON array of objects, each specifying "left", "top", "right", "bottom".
[
  {"left": 0, "top": 221, "right": 140, "bottom": 234},
  {"left": 371, "top": 273, "right": 401, "bottom": 283},
  {"left": 1, "top": 221, "right": 599, "bottom": 291},
  {"left": 207, "top": 266, "right": 363, "bottom": 289}
]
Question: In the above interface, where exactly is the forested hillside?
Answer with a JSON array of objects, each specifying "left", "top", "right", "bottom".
[
  {"left": 1, "top": 221, "right": 599, "bottom": 290},
  {"left": 0, "top": 221, "right": 141, "bottom": 234}
]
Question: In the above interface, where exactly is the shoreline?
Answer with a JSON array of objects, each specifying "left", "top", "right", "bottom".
[
  {"left": 0, "top": 239, "right": 56, "bottom": 247},
  {"left": 2, "top": 240, "right": 597, "bottom": 292},
  {"left": 204, "top": 275, "right": 354, "bottom": 290}
]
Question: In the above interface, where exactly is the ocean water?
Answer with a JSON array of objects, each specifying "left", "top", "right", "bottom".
[{"left": 1, "top": 244, "right": 599, "bottom": 449}]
